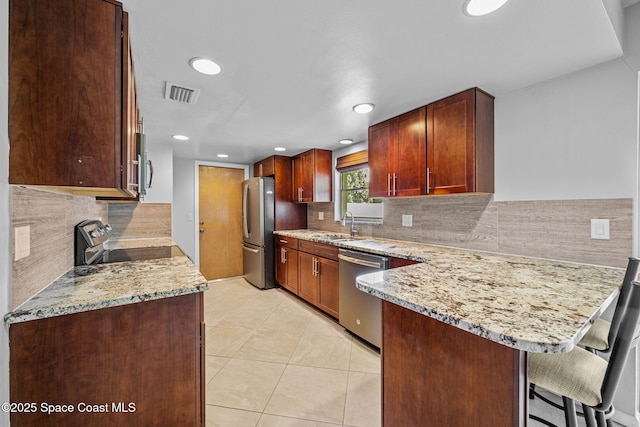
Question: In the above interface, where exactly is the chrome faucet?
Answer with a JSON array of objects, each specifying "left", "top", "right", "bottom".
[{"left": 342, "top": 211, "right": 357, "bottom": 238}]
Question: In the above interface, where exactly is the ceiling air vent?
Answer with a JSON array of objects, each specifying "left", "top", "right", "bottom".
[{"left": 164, "top": 81, "right": 200, "bottom": 105}]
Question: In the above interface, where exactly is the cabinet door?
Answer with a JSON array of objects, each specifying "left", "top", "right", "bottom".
[
  {"left": 285, "top": 249, "right": 299, "bottom": 295},
  {"left": 9, "top": 0, "right": 125, "bottom": 193},
  {"left": 292, "top": 155, "right": 304, "bottom": 201},
  {"left": 299, "top": 151, "right": 315, "bottom": 202},
  {"left": 298, "top": 252, "right": 318, "bottom": 304},
  {"left": 427, "top": 89, "right": 475, "bottom": 194},
  {"left": 317, "top": 258, "right": 339, "bottom": 318},
  {"left": 396, "top": 107, "right": 426, "bottom": 196},
  {"left": 368, "top": 120, "right": 396, "bottom": 197},
  {"left": 121, "top": 12, "right": 139, "bottom": 198},
  {"left": 275, "top": 245, "right": 287, "bottom": 286}
]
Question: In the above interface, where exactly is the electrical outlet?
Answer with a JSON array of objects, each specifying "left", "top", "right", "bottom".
[
  {"left": 591, "top": 219, "right": 610, "bottom": 240},
  {"left": 402, "top": 214, "right": 413, "bottom": 227},
  {"left": 318, "top": 212, "right": 324, "bottom": 220},
  {"left": 15, "top": 226, "right": 30, "bottom": 260}
]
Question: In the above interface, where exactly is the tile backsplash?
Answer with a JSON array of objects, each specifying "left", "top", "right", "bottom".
[
  {"left": 308, "top": 194, "right": 632, "bottom": 268},
  {"left": 10, "top": 187, "right": 172, "bottom": 309}
]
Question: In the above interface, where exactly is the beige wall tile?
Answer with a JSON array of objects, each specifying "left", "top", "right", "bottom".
[{"left": 108, "top": 203, "right": 171, "bottom": 239}]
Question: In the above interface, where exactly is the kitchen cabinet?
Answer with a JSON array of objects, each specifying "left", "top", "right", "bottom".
[
  {"left": 9, "top": 0, "right": 138, "bottom": 197},
  {"left": 254, "top": 155, "right": 307, "bottom": 230},
  {"left": 292, "top": 149, "right": 332, "bottom": 203},
  {"left": 298, "top": 240, "right": 339, "bottom": 318},
  {"left": 426, "top": 87, "right": 494, "bottom": 194},
  {"left": 368, "top": 107, "right": 427, "bottom": 197},
  {"left": 275, "top": 236, "right": 299, "bottom": 294},
  {"left": 9, "top": 293, "right": 205, "bottom": 426}
]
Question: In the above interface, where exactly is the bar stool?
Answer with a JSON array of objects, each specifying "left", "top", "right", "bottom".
[
  {"left": 579, "top": 257, "right": 640, "bottom": 354},
  {"left": 528, "top": 278, "right": 640, "bottom": 427}
]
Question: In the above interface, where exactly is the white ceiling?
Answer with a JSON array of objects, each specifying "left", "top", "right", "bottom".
[{"left": 122, "top": 0, "right": 626, "bottom": 164}]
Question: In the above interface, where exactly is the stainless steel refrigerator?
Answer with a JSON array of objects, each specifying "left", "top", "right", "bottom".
[{"left": 242, "top": 177, "right": 275, "bottom": 289}]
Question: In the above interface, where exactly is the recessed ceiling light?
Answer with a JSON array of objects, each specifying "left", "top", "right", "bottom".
[
  {"left": 463, "top": 0, "right": 509, "bottom": 16},
  {"left": 339, "top": 139, "right": 354, "bottom": 145},
  {"left": 217, "top": 154, "right": 229, "bottom": 158},
  {"left": 189, "top": 57, "right": 222, "bottom": 75},
  {"left": 172, "top": 134, "right": 189, "bottom": 141},
  {"left": 353, "top": 103, "right": 375, "bottom": 114},
  {"left": 274, "top": 147, "right": 286, "bottom": 152}
]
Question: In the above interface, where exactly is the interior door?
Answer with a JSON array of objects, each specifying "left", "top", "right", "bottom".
[{"left": 199, "top": 165, "right": 245, "bottom": 280}]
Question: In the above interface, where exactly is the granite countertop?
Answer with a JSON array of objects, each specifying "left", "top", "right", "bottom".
[
  {"left": 275, "top": 229, "right": 625, "bottom": 353},
  {"left": 5, "top": 241, "right": 208, "bottom": 324}
]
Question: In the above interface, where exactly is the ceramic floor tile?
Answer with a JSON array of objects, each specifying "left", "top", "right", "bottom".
[
  {"left": 206, "top": 322, "right": 254, "bottom": 357},
  {"left": 303, "top": 314, "right": 351, "bottom": 338},
  {"left": 348, "top": 340, "right": 380, "bottom": 374},
  {"left": 206, "top": 358, "right": 286, "bottom": 412},
  {"left": 206, "top": 405, "right": 261, "bottom": 427},
  {"left": 234, "top": 327, "right": 303, "bottom": 364},
  {"left": 257, "top": 414, "right": 340, "bottom": 426},
  {"left": 264, "top": 365, "right": 349, "bottom": 424},
  {"left": 289, "top": 334, "right": 352, "bottom": 370},
  {"left": 343, "top": 371, "right": 381, "bottom": 427},
  {"left": 205, "top": 355, "right": 230, "bottom": 384}
]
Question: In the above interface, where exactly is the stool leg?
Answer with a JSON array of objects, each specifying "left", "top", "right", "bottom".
[
  {"left": 582, "top": 404, "right": 597, "bottom": 427},
  {"left": 562, "top": 397, "right": 578, "bottom": 427},
  {"left": 595, "top": 410, "right": 607, "bottom": 427}
]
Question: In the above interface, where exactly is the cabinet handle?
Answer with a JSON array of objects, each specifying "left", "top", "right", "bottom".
[
  {"left": 313, "top": 257, "right": 318, "bottom": 276},
  {"left": 393, "top": 173, "right": 397, "bottom": 196},
  {"left": 279, "top": 239, "right": 288, "bottom": 244},
  {"left": 387, "top": 173, "right": 391, "bottom": 196},
  {"left": 281, "top": 247, "right": 287, "bottom": 263},
  {"left": 426, "top": 168, "right": 431, "bottom": 194}
]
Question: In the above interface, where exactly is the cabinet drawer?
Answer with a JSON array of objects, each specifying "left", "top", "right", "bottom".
[
  {"left": 275, "top": 236, "right": 298, "bottom": 249},
  {"left": 299, "top": 240, "right": 339, "bottom": 261}
]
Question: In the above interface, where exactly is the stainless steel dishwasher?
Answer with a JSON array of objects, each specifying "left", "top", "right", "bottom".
[{"left": 338, "top": 248, "right": 389, "bottom": 348}]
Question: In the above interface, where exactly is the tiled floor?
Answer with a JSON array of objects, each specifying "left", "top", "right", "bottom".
[
  {"left": 204, "top": 277, "right": 620, "bottom": 427},
  {"left": 204, "top": 277, "right": 381, "bottom": 427}
]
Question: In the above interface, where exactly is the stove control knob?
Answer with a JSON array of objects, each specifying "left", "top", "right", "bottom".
[
  {"left": 90, "top": 230, "right": 99, "bottom": 238},
  {"left": 104, "top": 224, "right": 112, "bottom": 232}
]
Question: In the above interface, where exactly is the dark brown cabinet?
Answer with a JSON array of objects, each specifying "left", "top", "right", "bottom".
[
  {"left": 9, "top": 0, "right": 138, "bottom": 197},
  {"left": 254, "top": 155, "right": 307, "bottom": 230},
  {"left": 9, "top": 293, "right": 205, "bottom": 426},
  {"left": 426, "top": 87, "right": 494, "bottom": 194},
  {"left": 297, "top": 240, "right": 339, "bottom": 318},
  {"left": 292, "top": 149, "right": 332, "bottom": 203},
  {"left": 368, "top": 107, "right": 427, "bottom": 197},
  {"left": 275, "top": 236, "right": 299, "bottom": 294}
]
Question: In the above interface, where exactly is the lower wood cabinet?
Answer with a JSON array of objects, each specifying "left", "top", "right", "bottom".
[
  {"left": 9, "top": 293, "right": 205, "bottom": 427},
  {"left": 292, "top": 240, "right": 339, "bottom": 318},
  {"left": 275, "top": 236, "right": 299, "bottom": 294}
]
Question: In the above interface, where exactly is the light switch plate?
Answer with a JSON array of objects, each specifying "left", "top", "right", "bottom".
[
  {"left": 318, "top": 212, "right": 324, "bottom": 220},
  {"left": 402, "top": 214, "right": 413, "bottom": 227},
  {"left": 15, "top": 225, "right": 30, "bottom": 260},
  {"left": 591, "top": 219, "right": 610, "bottom": 240}
]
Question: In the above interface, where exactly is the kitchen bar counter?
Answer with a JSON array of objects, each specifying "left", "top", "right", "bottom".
[
  {"left": 276, "top": 229, "right": 625, "bottom": 426},
  {"left": 4, "top": 243, "right": 208, "bottom": 324}
]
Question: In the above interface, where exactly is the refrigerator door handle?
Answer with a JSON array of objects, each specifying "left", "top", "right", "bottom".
[
  {"left": 242, "top": 183, "right": 250, "bottom": 238},
  {"left": 242, "top": 245, "right": 260, "bottom": 254}
]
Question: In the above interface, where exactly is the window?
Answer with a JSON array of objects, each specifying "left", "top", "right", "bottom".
[{"left": 336, "top": 150, "right": 383, "bottom": 223}]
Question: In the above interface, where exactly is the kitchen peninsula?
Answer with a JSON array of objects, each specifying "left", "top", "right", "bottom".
[
  {"left": 275, "top": 230, "right": 625, "bottom": 426},
  {"left": 4, "top": 242, "right": 208, "bottom": 427}
]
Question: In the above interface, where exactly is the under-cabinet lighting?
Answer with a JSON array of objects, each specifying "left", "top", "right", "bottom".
[
  {"left": 463, "top": 0, "right": 509, "bottom": 16},
  {"left": 189, "top": 57, "right": 222, "bottom": 75},
  {"left": 353, "top": 103, "right": 375, "bottom": 114}
]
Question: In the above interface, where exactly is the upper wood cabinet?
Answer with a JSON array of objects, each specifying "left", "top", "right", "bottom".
[
  {"left": 292, "top": 149, "right": 332, "bottom": 203},
  {"left": 368, "top": 107, "right": 427, "bottom": 197},
  {"left": 254, "top": 155, "right": 307, "bottom": 230},
  {"left": 9, "top": 0, "right": 137, "bottom": 197},
  {"left": 426, "top": 88, "right": 494, "bottom": 194}
]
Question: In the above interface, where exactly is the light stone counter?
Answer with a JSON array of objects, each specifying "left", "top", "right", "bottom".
[
  {"left": 275, "top": 229, "right": 625, "bottom": 353},
  {"left": 5, "top": 247, "right": 208, "bottom": 324}
]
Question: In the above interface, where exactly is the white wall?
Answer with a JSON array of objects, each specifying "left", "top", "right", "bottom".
[
  {"left": 494, "top": 57, "right": 637, "bottom": 202},
  {"left": 142, "top": 142, "right": 173, "bottom": 204},
  {"left": 0, "top": 0, "right": 11, "bottom": 424},
  {"left": 173, "top": 157, "right": 196, "bottom": 260}
]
